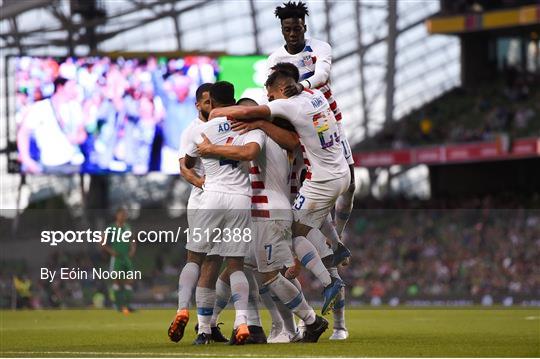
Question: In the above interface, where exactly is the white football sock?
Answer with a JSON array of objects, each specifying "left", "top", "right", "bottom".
[
  {"left": 195, "top": 286, "right": 215, "bottom": 334},
  {"left": 211, "top": 277, "right": 230, "bottom": 326},
  {"left": 245, "top": 268, "right": 262, "bottom": 327},
  {"left": 329, "top": 267, "right": 346, "bottom": 329},
  {"left": 293, "top": 235, "right": 331, "bottom": 287},
  {"left": 230, "top": 270, "right": 249, "bottom": 329},
  {"left": 177, "top": 262, "right": 199, "bottom": 310},
  {"left": 259, "top": 285, "right": 284, "bottom": 332},
  {"left": 321, "top": 213, "right": 342, "bottom": 250},
  {"left": 267, "top": 273, "right": 316, "bottom": 325}
]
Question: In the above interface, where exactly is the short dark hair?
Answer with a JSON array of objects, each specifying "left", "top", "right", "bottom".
[
  {"left": 196, "top": 83, "right": 213, "bottom": 102},
  {"left": 270, "top": 62, "right": 300, "bottom": 82},
  {"left": 210, "top": 81, "right": 235, "bottom": 106},
  {"left": 236, "top": 97, "right": 258, "bottom": 106},
  {"left": 53, "top": 77, "right": 69, "bottom": 93},
  {"left": 265, "top": 68, "right": 296, "bottom": 89},
  {"left": 275, "top": 1, "right": 309, "bottom": 21}
]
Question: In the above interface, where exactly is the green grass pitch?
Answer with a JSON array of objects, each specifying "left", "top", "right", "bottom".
[{"left": 1, "top": 308, "right": 539, "bottom": 357}]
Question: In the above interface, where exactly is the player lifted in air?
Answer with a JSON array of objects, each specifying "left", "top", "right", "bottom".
[
  {"left": 268, "top": 1, "right": 355, "bottom": 258},
  {"left": 267, "top": 2, "right": 353, "bottom": 340},
  {"left": 209, "top": 64, "right": 348, "bottom": 319}
]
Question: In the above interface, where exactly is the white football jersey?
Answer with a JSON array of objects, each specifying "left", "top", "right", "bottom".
[
  {"left": 267, "top": 38, "right": 343, "bottom": 122},
  {"left": 267, "top": 38, "right": 330, "bottom": 86},
  {"left": 179, "top": 117, "right": 205, "bottom": 207},
  {"left": 186, "top": 117, "right": 266, "bottom": 197},
  {"left": 267, "top": 89, "right": 349, "bottom": 182},
  {"left": 249, "top": 136, "right": 293, "bottom": 221}
]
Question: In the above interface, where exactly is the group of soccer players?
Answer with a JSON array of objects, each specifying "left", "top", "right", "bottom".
[{"left": 168, "top": 1, "right": 356, "bottom": 345}]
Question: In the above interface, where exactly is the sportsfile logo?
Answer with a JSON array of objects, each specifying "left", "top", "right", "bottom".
[
  {"left": 40, "top": 227, "right": 253, "bottom": 246},
  {"left": 40, "top": 227, "right": 188, "bottom": 246}
]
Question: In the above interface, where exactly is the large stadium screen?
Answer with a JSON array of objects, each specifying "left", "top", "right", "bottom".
[
  {"left": 13, "top": 56, "right": 218, "bottom": 175},
  {"left": 218, "top": 55, "right": 268, "bottom": 105}
]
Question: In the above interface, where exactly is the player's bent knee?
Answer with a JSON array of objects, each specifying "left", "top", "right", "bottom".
[
  {"left": 187, "top": 250, "right": 205, "bottom": 266},
  {"left": 225, "top": 257, "right": 244, "bottom": 272},
  {"left": 261, "top": 270, "right": 279, "bottom": 284},
  {"left": 292, "top": 221, "right": 311, "bottom": 237}
]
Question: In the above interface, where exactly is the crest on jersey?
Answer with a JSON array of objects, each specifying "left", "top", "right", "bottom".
[{"left": 302, "top": 55, "right": 314, "bottom": 67}]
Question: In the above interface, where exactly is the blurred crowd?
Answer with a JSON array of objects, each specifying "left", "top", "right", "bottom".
[
  {"left": 15, "top": 56, "right": 216, "bottom": 174},
  {"left": 360, "top": 68, "right": 540, "bottom": 151},
  {"left": 337, "top": 208, "right": 539, "bottom": 302}
]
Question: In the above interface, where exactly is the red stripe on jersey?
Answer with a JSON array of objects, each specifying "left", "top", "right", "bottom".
[
  {"left": 335, "top": 113, "right": 342, "bottom": 121},
  {"left": 226, "top": 137, "right": 234, "bottom": 144},
  {"left": 306, "top": 171, "right": 312, "bottom": 180},
  {"left": 329, "top": 101, "right": 337, "bottom": 111},
  {"left": 304, "top": 158, "right": 311, "bottom": 166},
  {"left": 303, "top": 88, "right": 314, "bottom": 94},
  {"left": 251, "top": 181, "right": 265, "bottom": 189},
  {"left": 312, "top": 56, "right": 317, "bottom": 64},
  {"left": 249, "top": 167, "right": 260, "bottom": 174},
  {"left": 252, "top": 209, "right": 270, "bottom": 218},
  {"left": 252, "top": 195, "right": 268, "bottom": 204},
  {"left": 323, "top": 91, "right": 332, "bottom": 99}
]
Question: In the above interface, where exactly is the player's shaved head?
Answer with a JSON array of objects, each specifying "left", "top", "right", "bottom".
[
  {"left": 210, "top": 81, "right": 235, "bottom": 108},
  {"left": 236, "top": 98, "right": 258, "bottom": 106},
  {"left": 196, "top": 83, "right": 213, "bottom": 101}
]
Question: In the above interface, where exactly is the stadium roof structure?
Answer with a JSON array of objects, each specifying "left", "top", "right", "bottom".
[{"left": 0, "top": 0, "right": 461, "bottom": 213}]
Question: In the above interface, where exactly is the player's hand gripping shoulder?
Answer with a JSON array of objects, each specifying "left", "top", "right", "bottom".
[
  {"left": 283, "top": 82, "right": 304, "bottom": 97},
  {"left": 196, "top": 133, "right": 216, "bottom": 157}
]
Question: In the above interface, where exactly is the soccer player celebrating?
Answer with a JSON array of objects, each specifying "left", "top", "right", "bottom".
[
  {"left": 198, "top": 98, "right": 329, "bottom": 343},
  {"left": 169, "top": 83, "right": 228, "bottom": 344},
  {"left": 102, "top": 207, "right": 136, "bottom": 314},
  {"left": 209, "top": 65, "right": 347, "bottom": 318},
  {"left": 171, "top": 81, "right": 265, "bottom": 345},
  {"left": 268, "top": 1, "right": 355, "bottom": 263}
]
